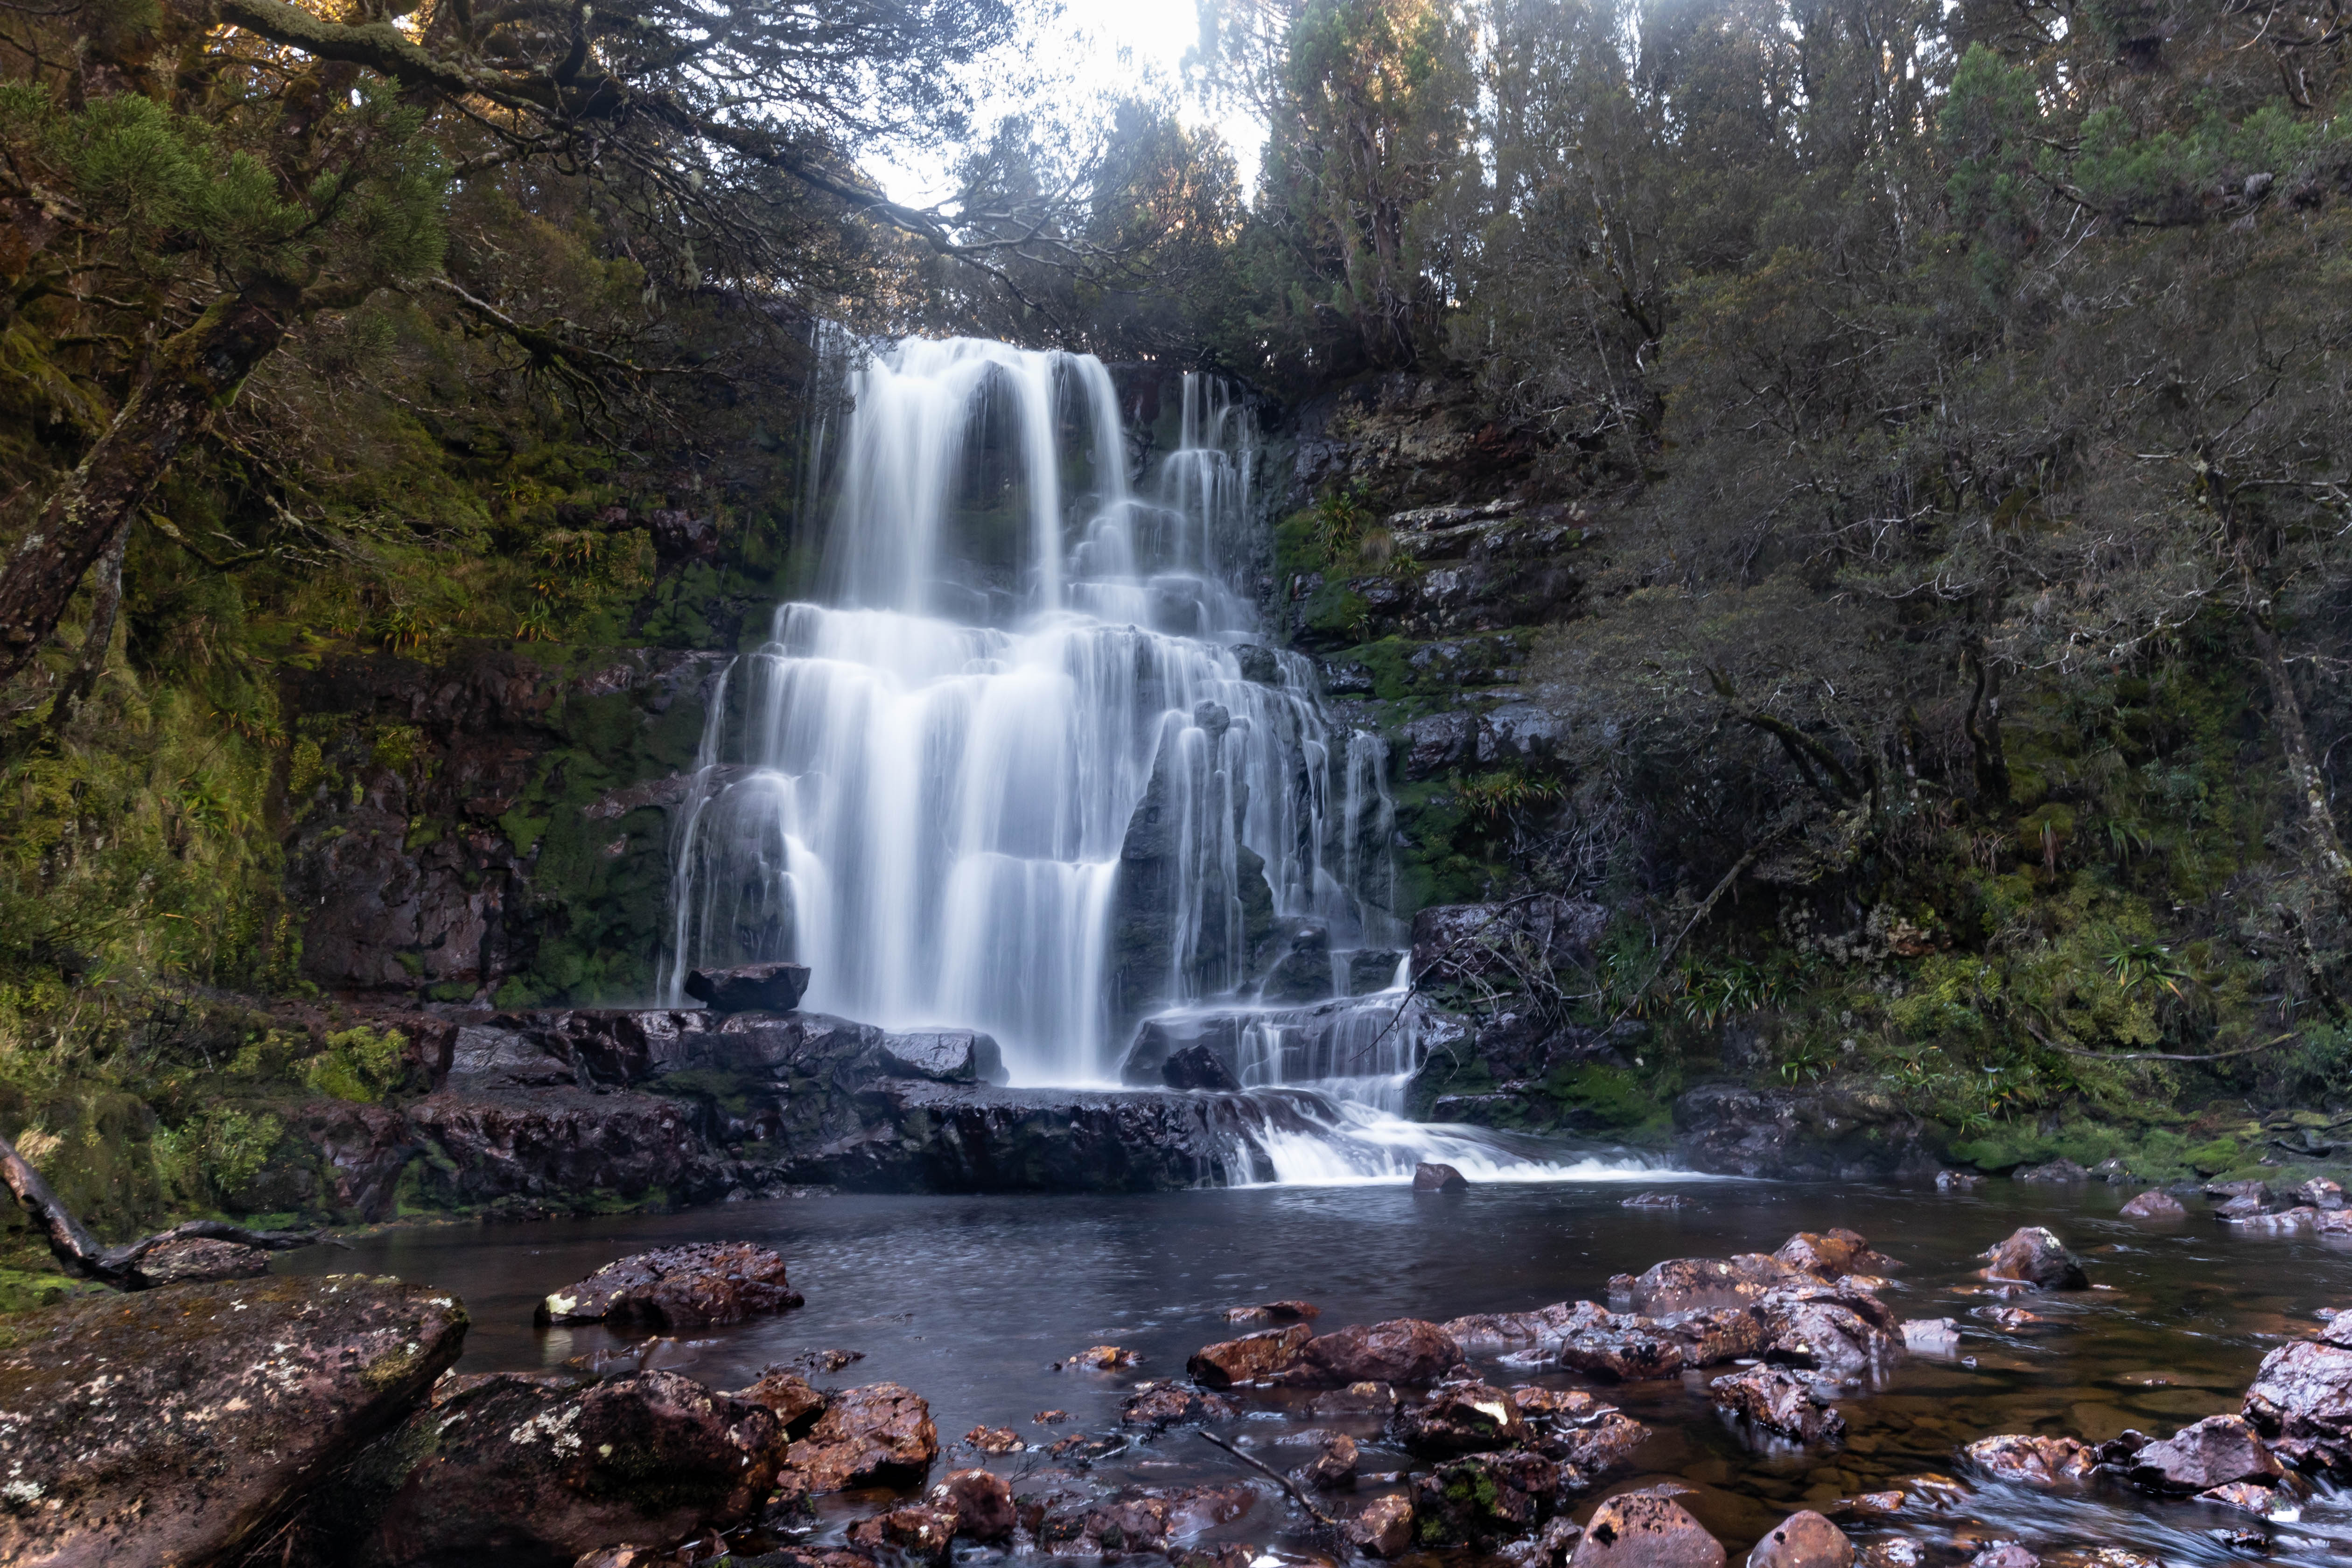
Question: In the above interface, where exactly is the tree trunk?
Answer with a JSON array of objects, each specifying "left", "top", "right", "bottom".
[
  {"left": 2249, "top": 611, "right": 2352, "bottom": 914},
  {"left": 0, "top": 285, "right": 296, "bottom": 688}
]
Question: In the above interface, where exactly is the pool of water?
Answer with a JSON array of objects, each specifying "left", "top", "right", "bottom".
[{"left": 282, "top": 1177, "right": 2352, "bottom": 1563}]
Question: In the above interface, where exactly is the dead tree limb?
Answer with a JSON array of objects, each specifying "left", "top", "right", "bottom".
[
  {"left": 0, "top": 1128, "right": 333, "bottom": 1288},
  {"left": 1196, "top": 1428, "right": 1338, "bottom": 1526}
]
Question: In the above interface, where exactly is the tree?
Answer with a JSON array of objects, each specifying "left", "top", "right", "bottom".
[{"left": 0, "top": 0, "right": 1056, "bottom": 695}]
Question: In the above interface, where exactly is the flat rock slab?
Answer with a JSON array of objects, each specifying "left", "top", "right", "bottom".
[
  {"left": 0, "top": 1273, "right": 467, "bottom": 1567},
  {"left": 539, "top": 1241, "right": 803, "bottom": 1329}
]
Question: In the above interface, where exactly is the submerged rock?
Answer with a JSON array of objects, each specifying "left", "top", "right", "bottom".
[
  {"left": 327, "top": 1368, "right": 779, "bottom": 1567},
  {"left": 1224, "top": 1299, "right": 1319, "bottom": 1324},
  {"left": 1963, "top": 1433, "right": 2101, "bottom": 1484},
  {"left": 1568, "top": 1490, "right": 1726, "bottom": 1568},
  {"left": 0, "top": 1274, "right": 465, "bottom": 1568},
  {"left": 931, "top": 1468, "right": 1019, "bottom": 1541},
  {"left": 1711, "top": 1366, "right": 1847, "bottom": 1443},
  {"left": 1981, "top": 1227, "right": 2088, "bottom": 1290},
  {"left": 2120, "top": 1190, "right": 2186, "bottom": 1219},
  {"left": 537, "top": 1241, "right": 802, "bottom": 1329},
  {"left": 849, "top": 1504, "right": 959, "bottom": 1564},
  {"left": 685, "top": 961, "right": 811, "bottom": 1013},
  {"left": 1122, "top": 1381, "right": 1239, "bottom": 1428}
]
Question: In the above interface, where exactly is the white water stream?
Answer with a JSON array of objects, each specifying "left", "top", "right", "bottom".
[{"left": 659, "top": 335, "right": 1672, "bottom": 1185}]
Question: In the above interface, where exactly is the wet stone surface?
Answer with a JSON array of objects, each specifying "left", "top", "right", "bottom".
[{"left": 278, "top": 1178, "right": 2352, "bottom": 1567}]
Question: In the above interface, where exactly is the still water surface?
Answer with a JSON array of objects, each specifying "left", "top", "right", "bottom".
[{"left": 284, "top": 1179, "right": 2352, "bottom": 1563}]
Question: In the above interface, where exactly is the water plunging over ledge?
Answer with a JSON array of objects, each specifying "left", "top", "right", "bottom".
[{"left": 655, "top": 334, "right": 1646, "bottom": 1183}]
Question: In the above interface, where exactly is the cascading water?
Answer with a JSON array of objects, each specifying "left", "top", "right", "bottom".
[{"left": 661, "top": 334, "right": 1670, "bottom": 1185}]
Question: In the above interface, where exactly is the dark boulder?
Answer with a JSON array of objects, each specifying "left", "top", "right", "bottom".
[
  {"left": 331, "top": 1369, "right": 779, "bottom": 1568},
  {"left": 1188, "top": 1322, "right": 1312, "bottom": 1387},
  {"left": 1754, "top": 1286, "right": 1895, "bottom": 1372},
  {"left": 685, "top": 961, "right": 811, "bottom": 1013},
  {"left": 868, "top": 1030, "right": 1009, "bottom": 1085},
  {"left": 1567, "top": 1490, "right": 1726, "bottom": 1568},
  {"left": 1981, "top": 1227, "right": 2087, "bottom": 1290},
  {"left": 2014, "top": 1158, "right": 2090, "bottom": 1183},
  {"left": 1294, "top": 1432, "right": 1360, "bottom": 1490},
  {"left": 1225, "top": 1299, "right": 1320, "bottom": 1324},
  {"left": 730, "top": 1366, "right": 826, "bottom": 1434},
  {"left": 1393, "top": 1380, "right": 1528, "bottom": 1455},
  {"left": 1710, "top": 1367, "right": 1846, "bottom": 1443},
  {"left": 0, "top": 1274, "right": 465, "bottom": 1568},
  {"left": 537, "top": 1241, "right": 802, "bottom": 1329},
  {"left": 1163, "top": 1043, "right": 1243, "bottom": 1091},
  {"left": 1744, "top": 1511, "right": 1853, "bottom": 1568},
  {"left": 2125, "top": 1413, "right": 2284, "bottom": 1493},
  {"left": 784, "top": 1381, "right": 938, "bottom": 1493},
  {"left": 848, "top": 1505, "right": 959, "bottom": 1564},
  {"left": 1414, "top": 1161, "right": 1469, "bottom": 1192},
  {"left": 132, "top": 1235, "right": 271, "bottom": 1286},
  {"left": 1667, "top": 1305, "right": 1771, "bottom": 1366},
  {"left": 930, "top": 1468, "right": 1018, "bottom": 1541},
  {"left": 1555, "top": 1302, "right": 1687, "bottom": 1381},
  {"left": 1411, "top": 1450, "right": 1560, "bottom": 1547},
  {"left": 1295, "top": 1318, "right": 1463, "bottom": 1386}
]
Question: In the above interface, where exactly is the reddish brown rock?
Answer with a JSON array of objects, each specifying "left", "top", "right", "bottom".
[
  {"left": 0, "top": 1274, "right": 465, "bottom": 1568},
  {"left": 1774, "top": 1230, "right": 1901, "bottom": 1280},
  {"left": 1296, "top": 1318, "right": 1463, "bottom": 1387},
  {"left": 1668, "top": 1304, "right": 1770, "bottom": 1366},
  {"left": 1710, "top": 1367, "right": 1846, "bottom": 1443},
  {"left": 1347, "top": 1494, "right": 1415, "bottom": 1558},
  {"left": 1964, "top": 1433, "right": 2100, "bottom": 1484},
  {"left": 131, "top": 1235, "right": 272, "bottom": 1287},
  {"left": 730, "top": 1366, "right": 826, "bottom": 1436},
  {"left": 1394, "top": 1380, "right": 1529, "bottom": 1455},
  {"left": 1746, "top": 1511, "right": 1854, "bottom": 1568},
  {"left": 2125, "top": 1413, "right": 2282, "bottom": 1493},
  {"left": 964, "top": 1425, "right": 1023, "bottom": 1453},
  {"left": 930, "top": 1468, "right": 1018, "bottom": 1541},
  {"left": 571, "top": 1549, "right": 665, "bottom": 1568},
  {"left": 537, "top": 1241, "right": 803, "bottom": 1329},
  {"left": 1187, "top": 1321, "right": 1312, "bottom": 1387},
  {"left": 1068, "top": 1344, "right": 1137, "bottom": 1369},
  {"left": 2120, "top": 1190, "right": 2186, "bottom": 1219},
  {"left": 786, "top": 1382, "right": 938, "bottom": 1493},
  {"left": 1414, "top": 1162, "right": 1470, "bottom": 1192},
  {"left": 1981, "top": 1227, "right": 2087, "bottom": 1290},
  {"left": 1568, "top": 1490, "right": 1726, "bottom": 1568}
]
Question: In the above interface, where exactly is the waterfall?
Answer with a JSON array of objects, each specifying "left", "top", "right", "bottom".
[
  {"left": 661, "top": 338, "right": 1397, "bottom": 1084},
  {"left": 657, "top": 334, "right": 1678, "bottom": 1186}
]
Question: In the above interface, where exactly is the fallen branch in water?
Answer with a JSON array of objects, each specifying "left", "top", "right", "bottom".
[
  {"left": 0, "top": 1129, "right": 336, "bottom": 1288},
  {"left": 1196, "top": 1428, "right": 1338, "bottom": 1526},
  {"left": 2017, "top": 1018, "right": 2298, "bottom": 1064}
]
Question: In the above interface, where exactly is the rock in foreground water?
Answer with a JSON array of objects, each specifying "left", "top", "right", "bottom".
[
  {"left": 2242, "top": 1317, "right": 2352, "bottom": 1473},
  {"left": 1298, "top": 1317, "right": 1463, "bottom": 1386},
  {"left": 1412, "top": 1450, "right": 1560, "bottom": 1546},
  {"left": 1189, "top": 1321, "right": 1313, "bottom": 1386},
  {"left": 1745, "top": 1510, "right": 1854, "bottom": 1568},
  {"left": 2124, "top": 1413, "right": 2284, "bottom": 1492},
  {"left": 0, "top": 1274, "right": 466, "bottom": 1568},
  {"left": 330, "top": 1368, "right": 779, "bottom": 1567},
  {"left": 1981, "top": 1226, "right": 2087, "bottom": 1289},
  {"left": 1414, "top": 1162, "right": 1470, "bottom": 1192},
  {"left": 2120, "top": 1190, "right": 2186, "bottom": 1219},
  {"left": 1347, "top": 1494, "right": 1416, "bottom": 1557},
  {"left": 1964, "top": 1433, "right": 2100, "bottom": 1484},
  {"left": 538, "top": 1241, "right": 803, "bottom": 1329},
  {"left": 787, "top": 1380, "right": 939, "bottom": 1492},
  {"left": 1568, "top": 1490, "right": 1726, "bottom": 1568},
  {"left": 1710, "top": 1366, "right": 1846, "bottom": 1442}
]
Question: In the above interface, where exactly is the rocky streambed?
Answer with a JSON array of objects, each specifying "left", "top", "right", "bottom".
[{"left": 7, "top": 1180, "right": 2352, "bottom": 1567}]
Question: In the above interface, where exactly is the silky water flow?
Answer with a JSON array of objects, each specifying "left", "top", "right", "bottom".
[{"left": 658, "top": 335, "right": 1661, "bottom": 1185}]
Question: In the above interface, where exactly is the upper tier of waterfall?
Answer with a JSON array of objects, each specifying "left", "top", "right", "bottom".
[{"left": 660, "top": 335, "right": 1405, "bottom": 1088}]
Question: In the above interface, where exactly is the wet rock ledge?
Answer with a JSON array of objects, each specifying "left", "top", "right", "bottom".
[{"left": 305, "top": 1001, "right": 1309, "bottom": 1219}]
